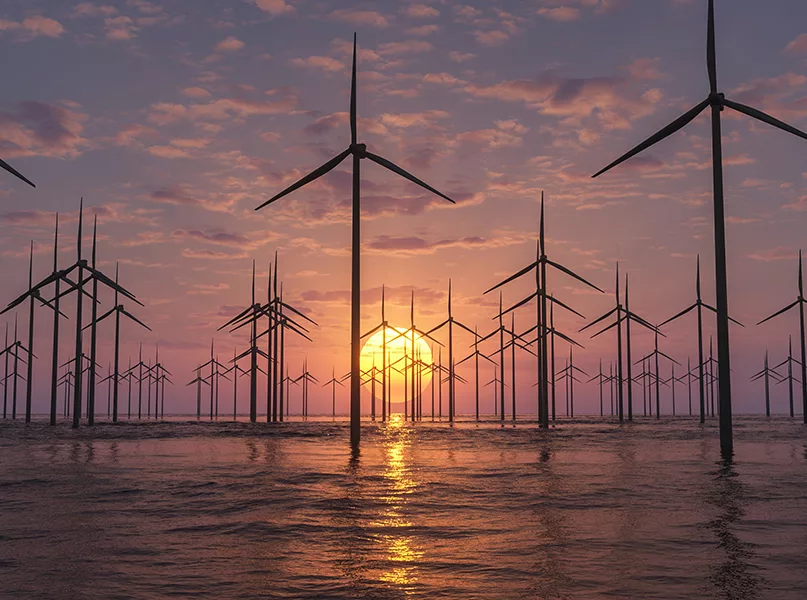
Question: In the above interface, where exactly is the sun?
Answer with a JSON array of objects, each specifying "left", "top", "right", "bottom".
[{"left": 361, "top": 327, "right": 433, "bottom": 397}]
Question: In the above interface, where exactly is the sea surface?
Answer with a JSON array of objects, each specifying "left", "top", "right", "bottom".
[{"left": 1, "top": 415, "right": 806, "bottom": 599}]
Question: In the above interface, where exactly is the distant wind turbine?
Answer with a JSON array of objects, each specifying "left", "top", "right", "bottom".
[
  {"left": 593, "top": 0, "right": 807, "bottom": 456},
  {"left": 255, "top": 34, "right": 455, "bottom": 448},
  {"left": 757, "top": 251, "right": 807, "bottom": 424},
  {"left": 750, "top": 351, "right": 781, "bottom": 418}
]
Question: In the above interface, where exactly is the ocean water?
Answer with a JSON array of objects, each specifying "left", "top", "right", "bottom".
[{"left": 1, "top": 415, "right": 806, "bottom": 599}]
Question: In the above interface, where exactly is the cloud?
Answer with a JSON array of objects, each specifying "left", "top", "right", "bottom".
[
  {"left": 404, "top": 4, "right": 439, "bottom": 18},
  {"left": 378, "top": 40, "right": 433, "bottom": 55},
  {"left": 171, "top": 228, "right": 251, "bottom": 248},
  {"left": 379, "top": 110, "right": 449, "bottom": 128},
  {"left": 149, "top": 185, "right": 203, "bottom": 207},
  {"left": 623, "top": 58, "right": 663, "bottom": 80},
  {"left": 785, "top": 33, "right": 807, "bottom": 54},
  {"left": 0, "top": 16, "right": 64, "bottom": 40},
  {"left": 473, "top": 30, "right": 510, "bottom": 46},
  {"left": 0, "top": 101, "right": 87, "bottom": 159},
  {"left": 289, "top": 56, "right": 344, "bottom": 72},
  {"left": 462, "top": 71, "right": 662, "bottom": 129},
  {"left": 537, "top": 7, "right": 581, "bottom": 22},
  {"left": 329, "top": 9, "right": 389, "bottom": 28},
  {"left": 182, "top": 87, "right": 211, "bottom": 98},
  {"left": 181, "top": 248, "right": 248, "bottom": 260},
  {"left": 148, "top": 91, "right": 298, "bottom": 124},
  {"left": 748, "top": 247, "right": 799, "bottom": 262},
  {"left": 407, "top": 24, "right": 441, "bottom": 36},
  {"left": 105, "top": 16, "right": 137, "bottom": 40},
  {"left": 72, "top": 3, "right": 119, "bottom": 18},
  {"left": 0, "top": 209, "right": 55, "bottom": 226},
  {"left": 449, "top": 51, "right": 475, "bottom": 63},
  {"left": 255, "top": 0, "right": 295, "bottom": 16},
  {"left": 365, "top": 231, "right": 528, "bottom": 255},
  {"left": 215, "top": 36, "right": 245, "bottom": 52}
]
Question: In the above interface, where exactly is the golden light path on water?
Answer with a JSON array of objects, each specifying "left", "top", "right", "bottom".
[{"left": 375, "top": 414, "right": 423, "bottom": 591}]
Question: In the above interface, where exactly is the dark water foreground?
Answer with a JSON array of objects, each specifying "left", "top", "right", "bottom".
[{"left": 1, "top": 416, "right": 806, "bottom": 599}]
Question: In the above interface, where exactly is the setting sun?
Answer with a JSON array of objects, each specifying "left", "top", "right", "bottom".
[{"left": 361, "top": 327, "right": 434, "bottom": 398}]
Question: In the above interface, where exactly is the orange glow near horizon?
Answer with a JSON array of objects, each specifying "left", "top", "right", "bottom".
[{"left": 360, "top": 327, "right": 434, "bottom": 396}]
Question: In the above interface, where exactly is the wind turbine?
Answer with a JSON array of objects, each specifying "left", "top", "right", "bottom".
[
  {"left": 593, "top": 0, "right": 807, "bottom": 455},
  {"left": 0, "top": 157, "right": 34, "bottom": 188},
  {"left": 659, "top": 255, "right": 742, "bottom": 424},
  {"left": 757, "top": 251, "right": 807, "bottom": 424},
  {"left": 634, "top": 329, "right": 680, "bottom": 419},
  {"left": 84, "top": 263, "right": 150, "bottom": 422},
  {"left": 588, "top": 360, "right": 608, "bottom": 417},
  {"left": 750, "top": 351, "right": 781, "bottom": 418},
  {"left": 484, "top": 193, "right": 602, "bottom": 428},
  {"left": 772, "top": 336, "right": 801, "bottom": 418},
  {"left": 255, "top": 34, "right": 455, "bottom": 448},
  {"left": 389, "top": 290, "right": 442, "bottom": 422},
  {"left": 322, "top": 367, "right": 345, "bottom": 419},
  {"left": 582, "top": 265, "right": 656, "bottom": 422},
  {"left": 0, "top": 241, "right": 62, "bottom": 423},
  {"left": 361, "top": 285, "right": 391, "bottom": 422},
  {"left": 456, "top": 326, "right": 496, "bottom": 422},
  {"left": 186, "top": 367, "right": 210, "bottom": 419},
  {"left": 425, "top": 280, "right": 475, "bottom": 422}
]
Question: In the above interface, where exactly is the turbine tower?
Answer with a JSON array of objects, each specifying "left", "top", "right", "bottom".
[
  {"left": 593, "top": 0, "right": 807, "bottom": 456},
  {"left": 255, "top": 34, "right": 455, "bottom": 449}
]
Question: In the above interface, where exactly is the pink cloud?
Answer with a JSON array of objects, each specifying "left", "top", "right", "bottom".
[
  {"left": 0, "top": 16, "right": 64, "bottom": 40},
  {"left": 329, "top": 9, "right": 389, "bottom": 28},
  {"left": 537, "top": 7, "right": 581, "bottom": 22},
  {"left": 255, "top": 0, "right": 295, "bottom": 16},
  {"left": 215, "top": 36, "right": 245, "bottom": 52},
  {"left": 0, "top": 101, "right": 87, "bottom": 159}
]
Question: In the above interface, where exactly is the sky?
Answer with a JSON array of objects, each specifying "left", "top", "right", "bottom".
[{"left": 2, "top": 0, "right": 807, "bottom": 417}]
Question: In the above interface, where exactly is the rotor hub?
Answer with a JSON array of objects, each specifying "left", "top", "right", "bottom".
[
  {"left": 708, "top": 92, "right": 725, "bottom": 109},
  {"left": 350, "top": 142, "right": 367, "bottom": 158}
]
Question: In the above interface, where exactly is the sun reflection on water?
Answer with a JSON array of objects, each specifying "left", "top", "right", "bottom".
[{"left": 375, "top": 413, "right": 423, "bottom": 592}]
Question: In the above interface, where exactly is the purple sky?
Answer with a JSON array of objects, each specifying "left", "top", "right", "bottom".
[{"left": 2, "top": 0, "right": 807, "bottom": 416}]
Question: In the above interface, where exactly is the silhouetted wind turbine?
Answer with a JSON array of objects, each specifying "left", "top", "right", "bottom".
[
  {"left": 484, "top": 193, "right": 602, "bottom": 428},
  {"left": 593, "top": 0, "right": 807, "bottom": 456},
  {"left": 426, "top": 280, "right": 475, "bottom": 422},
  {"left": 361, "top": 285, "right": 391, "bottom": 422},
  {"left": 456, "top": 326, "right": 496, "bottom": 422},
  {"left": 751, "top": 351, "right": 781, "bottom": 417},
  {"left": 758, "top": 250, "right": 807, "bottom": 424},
  {"left": 582, "top": 265, "right": 656, "bottom": 421},
  {"left": 187, "top": 366, "right": 210, "bottom": 420},
  {"left": 0, "top": 241, "right": 62, "bottom": 423},
  {"left": 635, "top": 329, "right": 680, "bottom": 419},
  {"left": 772, "top": 336, "right": 801, "bottom": 418},
  {"left": 322, "top": 367, "right": 344, "bottom": 419},
  {"left": 660, "top": 256, "right": 742, "bottom": 423},
  {"left": 588, "top": 360, "right": 608, "bottom": 417},
  {"left": 85, "top": 263, "right": 150, "bottom": 422},
  {"left": 255, "top": 34, "right": 455, "bottom": 448}
]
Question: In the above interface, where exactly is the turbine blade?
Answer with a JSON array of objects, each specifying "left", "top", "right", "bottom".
[
  {"left": 0, "top": 157, "right": 35, "bottom": 187},
  {"left": 548, "top": 294, "right": 586, "bottom": 319},
  {"left": 592, "top": 99, "right": 710, "bottom": 178},
  {"left": 707, "top": 0, "right": 717, "bottom": 93},
  {"left": 546, "top": 259, "right": 603, "bottom": 293},
  {"left": 723, "top": 98, "right": 807, "bottom": 143},
  {"left": 590, "top": 317, "right": 622, "bottom": 339},
  {"left": 758, "top": 300, "right": 799, "bottom": 325},
  {"left": 658, "top": 303, "right": 696, "bottom": 327},
  {"left": 361, "top": 322, "right": 383, "bottom": 339},
  {"left": 580, "top": 306, "right": 617, "bottom": 332},
  {"left": 499, "top": 292, "right": 538, "bottom": 318},
  {"left": 255, "top": 148, "right": 351, "bottom": 211},
  {"left": 364, "top": 151, "right": 455, "bottom": 204},
  {"left": 122, "top": 309, "right": 152, "bottom": 331},
  {"left": 350, "top": 32, "right": 357, "bottom": 145},
  {"left": 483, "top": 262, "right": 537, "bottom": 295}
]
